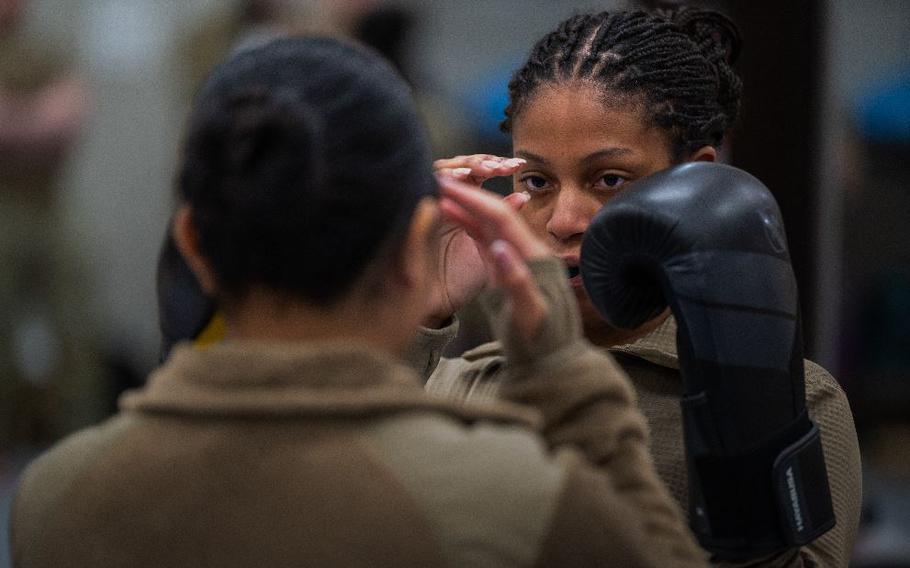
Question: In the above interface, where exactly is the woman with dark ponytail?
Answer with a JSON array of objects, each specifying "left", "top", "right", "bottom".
[{"left": 426, "top": 8, "right": 861, "bottom": 566}]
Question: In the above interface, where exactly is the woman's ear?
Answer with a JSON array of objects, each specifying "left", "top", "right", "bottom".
[
  {"left": 690, "top": 145, "right": 718, "bottom": 162},
  {"left": 171, "top": 205, "right": 218, "bottom": 296}
]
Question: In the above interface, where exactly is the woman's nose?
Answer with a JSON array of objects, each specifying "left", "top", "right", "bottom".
[{"left": 546, "top": 187, "right": 600, "bottom": 244}]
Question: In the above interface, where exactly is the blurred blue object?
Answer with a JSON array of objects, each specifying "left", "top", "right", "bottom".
[
  {"left": 856, "top": 69, "right": 910, "bottom": 144},
  {"left": 461, "top": 58, "right": 521, "bottom": 145}
]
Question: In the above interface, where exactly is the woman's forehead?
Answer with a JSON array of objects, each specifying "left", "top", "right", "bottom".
[{"left": 511, "top": 83, "right": 668, "bottom": 162}]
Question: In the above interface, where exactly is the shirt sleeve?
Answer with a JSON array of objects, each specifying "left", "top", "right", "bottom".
[{"left": 405, "top": 317, "right": 459, "bottom": 381}]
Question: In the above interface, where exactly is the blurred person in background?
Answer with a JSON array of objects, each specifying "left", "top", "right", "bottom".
[
  {"left": 0, "top": 0, "right": 107, "bottom": 455},
  {"left": 12, "top": 36, "right": 709, "bottom": 568},
  {"left": 175, "top": 0, "right": 388, "bottom": 103},
  {"left": 176, "top": 0, "right": 299, "bottom": 104},
  {"left": 176, "top": 0, "right": 469, "bottom": 158}
]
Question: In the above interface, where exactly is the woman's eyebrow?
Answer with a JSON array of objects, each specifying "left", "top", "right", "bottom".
[
  {"left": 514, "top": 150, "right": 549, "bottom": 165},
  {"left": 515, "top": 147, "right": 635, "bottom": 168},
  {"left": 580, "top": 147, "right": 634, "bottom": 166}
]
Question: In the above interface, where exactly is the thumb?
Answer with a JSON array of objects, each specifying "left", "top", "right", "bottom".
[{"left": 502, "top": 191, "right": 531, "bottom": 211}]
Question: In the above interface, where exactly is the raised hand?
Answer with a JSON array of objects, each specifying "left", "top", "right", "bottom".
[
  {"left": 433, "top": 154, "right": 525, "bottom": 187},
  {"left": 423, "top": 155, "right": 528, "bottom": 327},
  {"left": 437, "top": 174, "right": 551, "bottom": 342}
]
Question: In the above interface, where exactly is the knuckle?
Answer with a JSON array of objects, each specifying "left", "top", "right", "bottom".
[{"left": 489, "top": 202, "right": 512, "bottom": 222}]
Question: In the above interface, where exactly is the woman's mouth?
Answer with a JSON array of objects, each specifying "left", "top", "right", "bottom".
[{"left": 565, "top": 265, "right": 583, "bottom": 287}]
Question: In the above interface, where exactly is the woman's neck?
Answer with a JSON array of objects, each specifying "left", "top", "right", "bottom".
[
  {"left": 223, "top": 289, "right": 410, "bottom": 355},
  {"left": 583, "top": 305, "right": 671, "bottom": 348}
]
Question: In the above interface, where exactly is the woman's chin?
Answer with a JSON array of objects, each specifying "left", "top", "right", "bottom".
[{"left": 574, "top": 286, "right": 667, "bottom": 347}]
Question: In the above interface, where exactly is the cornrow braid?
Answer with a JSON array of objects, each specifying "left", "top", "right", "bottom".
[
  {"left": 557, "top": 14, "right": 595, "bottom": 76},
  {"left": 501, "top": 8, "right": 743, "bottom": 159}
]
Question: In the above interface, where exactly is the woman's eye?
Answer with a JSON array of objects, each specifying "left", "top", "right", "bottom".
[
  {"left": 521, "top": 175, "right": 551, "bottom": 193},
  {"left": 596, "top": 174, "right": 628, "bottom": 190}
]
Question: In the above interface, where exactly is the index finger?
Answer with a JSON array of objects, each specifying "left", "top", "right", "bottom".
[
  {"left": 433, "top": 155, "right": 526, "bottom": 179},
  {"left": 437, "top": 175, "right": 550, "bottom": 259},
  {"left": 433, "top": 154, "right": 501, "bottom": 170}
]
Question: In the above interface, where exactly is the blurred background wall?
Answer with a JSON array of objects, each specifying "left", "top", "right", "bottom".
[{"left": 2, "top": 0, "right": 909, "bottom": 565}]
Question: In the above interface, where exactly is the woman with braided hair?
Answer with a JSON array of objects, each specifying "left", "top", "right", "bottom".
[{"left": 424, "top": 8, "right": 861, "bottom": 566}]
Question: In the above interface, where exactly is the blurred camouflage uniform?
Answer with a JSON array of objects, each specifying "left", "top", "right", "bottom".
[{"left": 0, "top": 29, "right": 107, "bottom": 449}]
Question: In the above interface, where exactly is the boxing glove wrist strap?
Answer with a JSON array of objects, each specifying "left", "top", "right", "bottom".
[{"left": 684, "top": 404, "right": 836, "bottom": 559}]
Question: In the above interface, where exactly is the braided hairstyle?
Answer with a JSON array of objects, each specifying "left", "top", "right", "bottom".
[
  {"left": 177, "top": 37, "right": 435, "bottom": 304},
  {"left": 502, "top": 9, "right": 742, "bottom": 159}
]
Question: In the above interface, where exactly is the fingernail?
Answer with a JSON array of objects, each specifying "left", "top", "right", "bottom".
[
  {"left": 503, "top": 158, "right": 526, "bottom": 168},
  {"left": 481, "top": 159, "right": 502, "bottom": 169},
  {"left": 491, "top": 240, "right": 513, "bottom": 272},
  {"left": 434, "top": 171, "right": 455, "bottom": 185},
  {"left": 519, "top": 191, "right": 531, "bottom": 202},
  {"left": 452, "top": 167, "right": 471, "bottom": 177}
]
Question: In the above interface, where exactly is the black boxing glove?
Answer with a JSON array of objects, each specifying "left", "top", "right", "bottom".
[
  {"left": 156, "top": 225, "right": 216, "bottom": 361},
  {"left": 580, "top": 162, "right": 835, "bottom": 559}
]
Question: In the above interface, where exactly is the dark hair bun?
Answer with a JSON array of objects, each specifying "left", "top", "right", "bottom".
[
  {"left": 670, "top": 8, "right": 742, "bottom": 65},
  {"left": 205, "top": 87, "right": 325, "bottom": 213},
  {"left": 178, "top": 37, "right": 436, "bottom": 303},
  {"left": 669, "top": 8, "right": 743, "bottom": 134}
]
